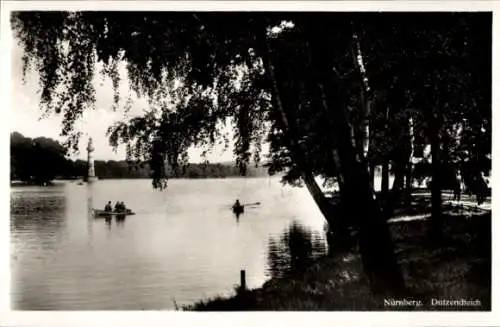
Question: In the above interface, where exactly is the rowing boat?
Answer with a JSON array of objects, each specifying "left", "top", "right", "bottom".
[{"left": 93, "top": 209, "right": 136, "bottom": 217}]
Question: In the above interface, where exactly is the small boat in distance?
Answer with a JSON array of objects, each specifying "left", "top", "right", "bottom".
[
  {"left": 231, "top": 201, "right": 260, "bottom": 216},
  {"left": 93, "top": 209, "right": 136, "bottom": 217},
  {"left": 233, "top": 205, "right": 244, "bottom": 215},
  {"left": 232, "top": 199, "right": 244, "bottom": 216}
]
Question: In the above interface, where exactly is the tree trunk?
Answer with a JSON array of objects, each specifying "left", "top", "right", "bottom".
[
  {"left": 404, "top": 167, "right": 412, "bottom": 200},
  {"left": 352, "top": 33, "right": 371, "bottom": 161},
  {"left": 379, "top": 100, "right": 391, "bottom": 204},
  {"left": 428, "top": 116, "right": 443, "bottom": 239},
  {"left": 256, "top": 31, "right": 349, "bottom": 243},
  {"left": 404, "top": 163, "right": 413, "bottom": 205},
  {"left": 381, "top": 158, "right": 390, "bottom": 199},
  {"left": 369, "top": 159, "right": 376, "bottom": 188},
  {"left": 302, "top": 25, "right": 405, "bottom": 294},
  {"left": 392, "top": 162, "right": 406, "bottom": 195},
  {"left": 384, "top": 159, "right": 405, "bottom": 217},
  {"left": 404, "top": 117, "right": 415, "bottom": 206},
  {"left": 386, "top": 117, "right": 414, "bottom": 216}
]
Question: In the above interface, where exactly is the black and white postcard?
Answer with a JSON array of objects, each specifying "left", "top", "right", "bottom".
[{"left": 1, "top": 1, "right": 498, "bottom": 327}]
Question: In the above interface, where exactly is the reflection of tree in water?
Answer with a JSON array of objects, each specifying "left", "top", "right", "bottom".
[
  {"left": 86, "top": 192, "right": 94, "bottom": 242},
  {"left": 10, "top": 190, "right": 68, "bottom": 253},
  {"left": 267, "top": 221, "right": 327, "bottom": 279},
  {"left": 10, "top": 193, "right": 66, "bottom": 233}
]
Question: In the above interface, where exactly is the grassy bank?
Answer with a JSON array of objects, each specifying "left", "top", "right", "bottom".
[{"left": 185, "top": 208, "right": 491, "bottom": 311}]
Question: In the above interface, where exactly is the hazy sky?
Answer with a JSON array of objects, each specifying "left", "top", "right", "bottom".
[{"left": 10, "top": 36, "right": 239, "bottom": 163}]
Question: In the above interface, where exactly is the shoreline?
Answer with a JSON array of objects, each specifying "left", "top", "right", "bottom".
[
  {"left": 186, "top": 208, "right": 491, "bottom": 311},
  {"left": 9, "top": 175, "right": 276, "bottom": 186}
]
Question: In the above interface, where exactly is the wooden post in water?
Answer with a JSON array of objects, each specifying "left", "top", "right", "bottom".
[{"left": 240, "top": 270, "right": 246, "bottom": 293}]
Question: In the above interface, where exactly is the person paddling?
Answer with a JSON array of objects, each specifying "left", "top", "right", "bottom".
[{"left": 232, "top": 199, "right": 244, "bottom": 215}]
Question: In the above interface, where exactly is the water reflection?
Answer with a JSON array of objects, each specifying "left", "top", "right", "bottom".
[
  {"left": 95, "top": 214, "right": 127, "bottom": 230},
  {"left": 115, "top": 215, "right": 126, "bottom": 226},
  {"left": 11, "top": 178, "right": 327, "bottom": 310},
  {"left": 113, "top": 215, "right": 126, "bottom": 230},
  {"left": 10, "top": 186, "right": 67, "bottom": 251},
  {"left": 86, "top": 190, "right": 94, "bottom": 219},
  {"left": 86, "top": 190, "right": 94, "bottom": 243},
  {"left": 266, "top": 221, "right": 328, "bottom": 279},
  {"left": 11, "top": 193, "right": 66, "bottom": 229},
  {"left": 105, "top": 216, "right": 112, "bottom": 229}
]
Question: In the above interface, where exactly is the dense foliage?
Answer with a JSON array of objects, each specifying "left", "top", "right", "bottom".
[
  {"left": 10, "top": 12, "right": 490, "bottom": 189},
  {"left": 10, "top": 132, "right": 267, "bottom": 183},
  {"left": 10, "top": 132, "right": 70, "bottom": 184},
  {"left": 93, "top": 160, "right": 268, "bottom": 179}
]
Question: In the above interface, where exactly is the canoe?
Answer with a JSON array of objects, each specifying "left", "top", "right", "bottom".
[{"left": 93, "top": 209, "right": 136, "bottom": 217}]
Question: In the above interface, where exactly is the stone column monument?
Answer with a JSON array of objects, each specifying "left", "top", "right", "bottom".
[{"left": 85, "top": 137, "right": 98, "bottom": 183}]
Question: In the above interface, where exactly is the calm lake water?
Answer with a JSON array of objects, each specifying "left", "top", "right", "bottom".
[{"left": 10, "top": 177, "right": 328, "bottom": 310}]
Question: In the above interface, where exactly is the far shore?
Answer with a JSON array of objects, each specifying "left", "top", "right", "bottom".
[{"left": 10, "top": 175, "right": 277, "bottom": 186}]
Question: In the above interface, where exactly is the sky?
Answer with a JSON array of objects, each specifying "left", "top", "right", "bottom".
[{"left": 10, "top": 35, "right": 240, "bottom": 163}]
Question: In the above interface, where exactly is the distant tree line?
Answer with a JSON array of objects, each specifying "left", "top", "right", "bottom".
[
  {"left": 93, "top": 160, "right": 268, "bottom": 179},
  {"left": 10, "top": 132, "right": 268, "bottom": 184}
]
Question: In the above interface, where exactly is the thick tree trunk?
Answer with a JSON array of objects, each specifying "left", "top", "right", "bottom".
[{"left": 302, "top": 26, "right": 405, "bottom": 294}]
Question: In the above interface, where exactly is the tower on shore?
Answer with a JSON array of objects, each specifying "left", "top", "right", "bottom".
[{"left": 85, "top": 137, "right": 98, "bottom": 183}]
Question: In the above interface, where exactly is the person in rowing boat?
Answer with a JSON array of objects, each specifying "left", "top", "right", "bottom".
[
  {"left": 232, "top": 199, "right": 244, "bottom": 216},
  {"left": 113, "top": 201, "right": 128, "bottom": 213},
  {"left": 120, "top": 201, "right": 127, "bottom": 212},
  {"left": 104, "top": 201, "right": 112, "bottom": 212},
  {"left": 114, "top": 201, "right": 127, "bottom": 221},
  {"left": 114, "top": 201, "right": 122, "bottom": 212}
]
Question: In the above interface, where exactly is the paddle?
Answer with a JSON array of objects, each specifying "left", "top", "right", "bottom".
[
  {"left": 229, "top": 202, "right": 261, "bottom": 209},
  {"left": 243, "top": 202, "right": 261, "bottom": 206}
]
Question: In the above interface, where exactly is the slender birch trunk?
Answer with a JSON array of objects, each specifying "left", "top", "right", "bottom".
[
  {"left": 352, "top": 33, "right": 371, "bottom": 161},
  {"left": 404, "top": 117, "right": 414, "bottom": 205},
  {"left": 256, "top": 30, "right": 343, "bottom": 236}
]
